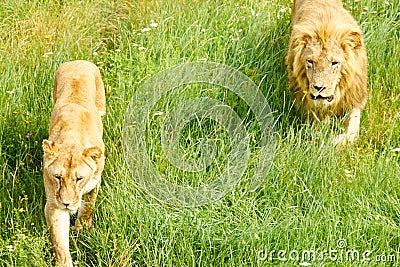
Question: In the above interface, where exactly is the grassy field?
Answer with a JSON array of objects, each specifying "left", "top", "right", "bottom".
[{"left": 1, "top": 0, "right": 400, "bottom": 266}]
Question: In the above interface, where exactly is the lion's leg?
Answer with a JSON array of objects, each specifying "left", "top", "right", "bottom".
[
  {"left": 344, "top": 108, "right": 361, "bottom": 142},
  {"left": 75, "top": 183, "right": 100, "bottom": 232},
  {"left": 45, "top": 202, "right": 73, "bottom": 267},
  {"left": 334, "top": 108, "right": 360, "bottom": 145}
]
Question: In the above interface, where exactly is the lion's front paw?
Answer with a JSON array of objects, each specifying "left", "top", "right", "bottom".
[
  {"left": 333, "top": 134, "right": 347, "bottom": 146},
  {"left": 333, "top": 132, "right": 358, "bottom": 146}
]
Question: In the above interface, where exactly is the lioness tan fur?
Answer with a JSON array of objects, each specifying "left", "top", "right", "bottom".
[
  {"left": 42, "top": 60, "right": 106, "bottom": 267},
  {"left": 286, "top": 0, "right": 368, "bottom": 144}
]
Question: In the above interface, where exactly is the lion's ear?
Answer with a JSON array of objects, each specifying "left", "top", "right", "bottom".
[
  {"left": 42, "top": 140, "right": 58, "bottom": 156},
  {"left": 301, "top": 34, "right": 311, "bottom": 45},
  {"left": 291, "top": 25, "right": 312, "bottom": 47},
  {"left": 83, "top": 146, "right": 103, "bottom": 163},
  {"left": 344, "top": 31, "right": 362, "bottom": 49}
]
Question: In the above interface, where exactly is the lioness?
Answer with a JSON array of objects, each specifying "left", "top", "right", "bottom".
[
  {"left": 286, "top": 0, "right": 368, "bottom": 144},
  {"left": 43, "top": 60, "right": 106, "bottom": 267}
]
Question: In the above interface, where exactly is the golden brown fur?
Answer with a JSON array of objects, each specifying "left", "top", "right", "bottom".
[
  {"left": 42, "top": 60, "right": 106, "bottom": 267},
  {"left": 286, "top": 0, "right": 368, "bottom": 144}
]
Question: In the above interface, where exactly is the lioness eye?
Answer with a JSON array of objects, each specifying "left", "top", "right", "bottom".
[
  {"left": 332, "top": 61, "right": 339, "bottom": 66},
  {"left": 76, "top": 177, "right": 84, "bottom": 182},
  {"left": 306, "top": 60, "right": 313, "bottom": 68},
  {"left": 55, "top": 175, "right": 62, "bottom": 180}
]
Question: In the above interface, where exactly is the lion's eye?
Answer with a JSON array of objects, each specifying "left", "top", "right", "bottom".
[
  {"left": 332, "top": 61, "right": 339, "bottom": 67},
  {"left": 76, "top": 177, "right": 84, "bottom": 182},
  {"left": 306, "top": 60, "right": 313, "bottom": 68},
  {"left": 55, "top": 175, "right": 62, "bottom": 180}
]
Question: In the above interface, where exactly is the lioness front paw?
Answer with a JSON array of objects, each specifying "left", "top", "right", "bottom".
[
  {"left": 74, "top": 209, "right": 94, "bottom": 232},
  {"left": 55, "top": 254, "right": 73, "bottom": 267},
  {"left": 74, "top": 217, "right": 93, "bottom": 232},
  {"left": 72, "top": 223, "right": 84, "bottom": 233}
]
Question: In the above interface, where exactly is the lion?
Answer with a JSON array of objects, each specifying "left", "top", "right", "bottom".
[
  {"left": 42, "top": 60, "right": 106, "bottom": 267},
  {"left": 285, "top": 0, "right": 368, "bottom": 145}
]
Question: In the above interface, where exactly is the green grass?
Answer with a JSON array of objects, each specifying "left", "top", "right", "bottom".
[{"left": 1, "top": 0, "right": 400, "bottom": 266}]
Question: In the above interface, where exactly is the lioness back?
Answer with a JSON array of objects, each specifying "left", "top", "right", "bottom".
[{"left": 53, "top": 60, "right": 106, "bottom": 117}]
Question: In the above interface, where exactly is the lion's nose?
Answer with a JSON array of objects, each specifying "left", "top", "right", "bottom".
[{"left": 313, "top": 85, "right": 326, "bottom": 92}]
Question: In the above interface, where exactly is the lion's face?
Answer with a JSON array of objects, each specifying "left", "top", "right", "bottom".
[
  {"left": 43, "top": 140, "right": 102, "bottom": 212},
  {"left": 302, "top": 39, "right": 344, "bottom": 106}
]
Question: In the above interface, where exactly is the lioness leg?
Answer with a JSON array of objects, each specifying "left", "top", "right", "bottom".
[
  {"left": 45, "top": 203, "right": 72, "bottom": 267},
  {"left": 75, "top": 183, "right": 100, "bottom": 232}
]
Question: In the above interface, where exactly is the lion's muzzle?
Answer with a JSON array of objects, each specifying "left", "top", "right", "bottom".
[{"left": 310, "top": 93, "right": 334, "bottom": 103}]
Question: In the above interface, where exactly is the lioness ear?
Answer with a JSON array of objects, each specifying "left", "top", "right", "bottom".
[
  {"left": 83, "top": 147, "right": 103, "bottom": 163},
  {"left": 42, "top": 140, "right": 58, "bottom": 156}
]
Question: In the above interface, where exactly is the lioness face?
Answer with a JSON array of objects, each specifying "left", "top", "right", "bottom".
[
  {"left": 303, "top": 39, "right": 344, "bottom": 106},
  {"left": 43, "top": 141, "right": 102, "bottom": 212}
]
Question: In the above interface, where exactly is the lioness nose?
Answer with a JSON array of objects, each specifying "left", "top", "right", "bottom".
[
  {"left": 313, "top": 85, "right": 326, "bottom": 92},
  {"left": 60, "top": 196, "right": 73, "bottom": 208}
]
